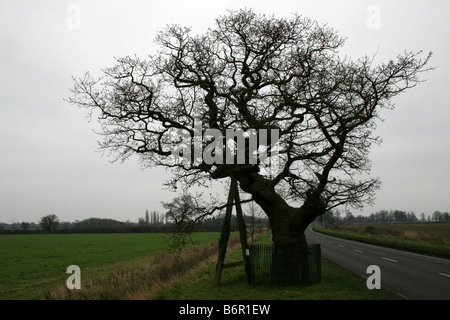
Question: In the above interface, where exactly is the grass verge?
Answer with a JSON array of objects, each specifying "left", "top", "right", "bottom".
[
  {"left": 0, "top": 232, "right": 224, "bottom": 299},
  {"left": 153, "top": 233, "right": 400, "bottom": 300},
  {"left": 45, "top": 235, "right": 242, "bottom": 300},
  {"left": 313, "top": 225, "right": 450, "bottom": 259},
  {"left": 43, "top": 231, "right": 402, "bottom": 300}
]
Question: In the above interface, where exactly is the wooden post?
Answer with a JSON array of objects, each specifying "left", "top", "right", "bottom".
[
  {"left": 234, "top": 181, "right": 248, "bottom": 259},
  {"left": 214, "top": 178, "right": 236, "bottom": 286},
  {"left": 214, "top": 177, "right": 250, "bottom": 286},
  {"left": 234, "top": 180, "right": 251, "bottom": 284}
]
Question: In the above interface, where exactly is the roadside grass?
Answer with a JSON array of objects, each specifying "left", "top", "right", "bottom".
[
  {"left": 46, "top": 235, "right": 243, "bottom": 300},
  {"left": 153, "top": 233, "right": 400, "bottom": 300},
  {"left": 314, "top": 223, "right": 450, "bottom": 259},
  {"left": 0, "top": 232, "right": 226, "bottom": 299},
  {"left": 3, "top": 230, "right": 404, "bottom": 300}
]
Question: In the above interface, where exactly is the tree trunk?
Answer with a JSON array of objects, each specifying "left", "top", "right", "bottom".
[
  {"left": 269, "top": 193, "right": 325, "bottom": 286},
  {"left": 271, "top": 234, "right": 309, "bottom": 286},
  {"left": 237, "top": 173, "right": 325, "bottom": 286}
]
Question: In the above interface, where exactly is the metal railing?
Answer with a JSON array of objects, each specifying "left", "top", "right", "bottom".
[{"left": 246, "top": 243, "right": 321, "bottom": 286}]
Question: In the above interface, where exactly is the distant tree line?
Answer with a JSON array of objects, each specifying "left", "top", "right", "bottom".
[
  {"left": 0, "top": 211, "right": 269, "bottom": 235},
  {"left": 2, "top": 208, "right": 447, "bottom": 234},
  {"left": 317, "top": 209, "right": 450, "bottom": 227},
  {"left": 138, "top": 210, "right": 166, "bottom": 226}
]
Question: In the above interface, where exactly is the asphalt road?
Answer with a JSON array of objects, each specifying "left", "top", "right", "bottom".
[{"left": 306, "top": 227, "right": 450, "bottom": 300}]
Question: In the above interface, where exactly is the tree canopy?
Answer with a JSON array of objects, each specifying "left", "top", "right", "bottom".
[
  {"left": 68, "top": 11, "right": 432, "bottom": 280},
  {"left": 69, "top": 10, "right": 431, "bottom": 221}
]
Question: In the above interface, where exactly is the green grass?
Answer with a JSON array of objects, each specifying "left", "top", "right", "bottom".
[
  {"left": 314, "top": 223, "right": 450, "bottom": 259},
  {"left": 326, "top": 223, "right": 450, "bottom": 242},
  {"left": 156, "top": 259, "right": 398, "bottom": 300},
  {"left": 0, "top": 232, "right": 223, "bottom": 299},
  {"left": 155, "top": 233, "right": 399, "bottom": 300},
  {"left": 0, "top": 230, "right": 406, "bottom": 300}
]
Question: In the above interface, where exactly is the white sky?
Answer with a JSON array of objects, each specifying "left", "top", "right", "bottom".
[{"left": 0, "top": 0, "right": 449, "bottom": 223}]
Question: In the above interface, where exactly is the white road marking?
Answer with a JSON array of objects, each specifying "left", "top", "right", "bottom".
[
  {"left": 382, "top": 257, "right": 398, "bottom": 263},
  {"left": 338, "top": 244, "right": 344, "bottom": 248},
  {"left": 439, "top": 273, "right": 450, "bottom": 278},
  {"left": 354, "top": 249, "right": 363, "bottom": 253}
]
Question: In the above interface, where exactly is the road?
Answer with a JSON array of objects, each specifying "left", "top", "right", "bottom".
[{"left": 306, "top": 228, "right": 450, "bottom": 300}]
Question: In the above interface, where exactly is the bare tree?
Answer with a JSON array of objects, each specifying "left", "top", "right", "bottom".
[
  {"left": 40, "top": 214, "right": 59, "bottom": 234},
  {"left": 162, "top": 192, "right": 208, "bottom": 253},
  {"left": 164, "top": 193, "right": 201, "bottom": 232},
  {"left": 21, "top": 221, "right": 30, "bottom": 231},
  {"left": 68, "top": 9, "right": 432, "bottom": 284}
]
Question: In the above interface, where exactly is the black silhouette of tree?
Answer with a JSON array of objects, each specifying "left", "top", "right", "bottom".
[
  {"left": 40, "top": 214, "right": 59, "bottom": 233},
  {"left": 68, "top": 9, "right": 432, "bottom": 284}
]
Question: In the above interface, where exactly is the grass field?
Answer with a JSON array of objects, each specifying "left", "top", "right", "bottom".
[
  {"left": 1, "top": 231, "right": 400, "bottom": 300},
  {"left": 0, "top": 232, "right": 223, "bottom": 299},
  {"left": 315, "top": 222, "right": 450, "bottom": 259}
]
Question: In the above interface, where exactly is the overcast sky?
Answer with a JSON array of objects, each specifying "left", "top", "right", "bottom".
[{"left": 0, "top": 0, "right": 449, "bottom": 224}]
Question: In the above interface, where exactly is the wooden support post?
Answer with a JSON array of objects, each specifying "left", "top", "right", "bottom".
[
  {"left": 214, "top": 178, "right": 236, "bottom": 287},
  {"left": 234, "top": 181, "right": 248, "bottom": 259},
  {"left": 234, "top": 183, "right": 251, "bottom": 284},
  {"left": 214, "top": 177, "right": 250, "bottom": 286}
]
